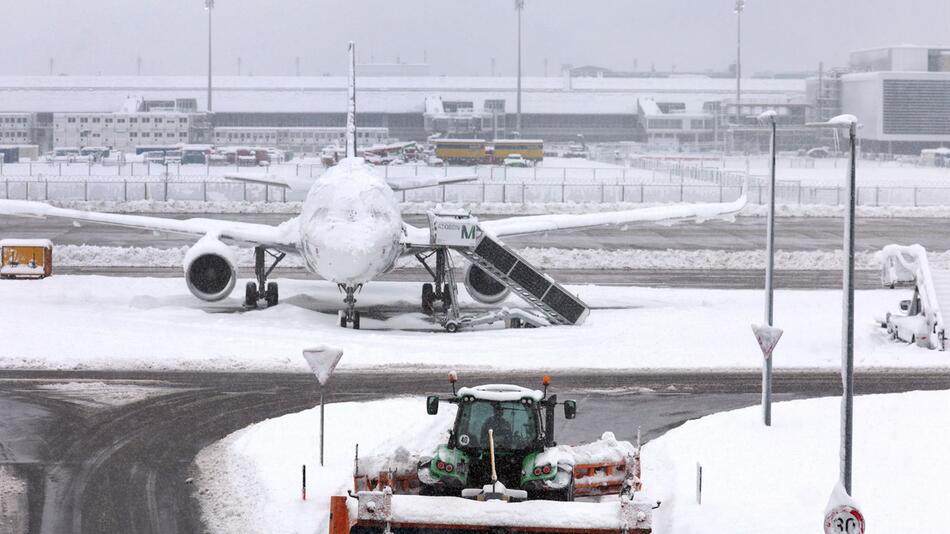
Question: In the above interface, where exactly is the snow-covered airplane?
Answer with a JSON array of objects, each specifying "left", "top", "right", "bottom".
[{"left": 0, "top": 42, "right": 747, "bottom": 330}]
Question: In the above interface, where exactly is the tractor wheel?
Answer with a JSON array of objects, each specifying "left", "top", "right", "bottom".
[
  {"left": 554, "top": 475, "right": 576, "bottom": 502},
  {"left": 265, "top": 282, "right": 279, "bottom": 307},
  {"left": 245, "top": 281, "right": 258, "bottom": 307}
]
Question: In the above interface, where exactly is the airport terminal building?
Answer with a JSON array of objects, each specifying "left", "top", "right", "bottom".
[
  {"left": 3, "top": 46, "right": 949, "bottom": 156},
  {"left": 0, "top": 74, "right": 804, "bottom": 153}
]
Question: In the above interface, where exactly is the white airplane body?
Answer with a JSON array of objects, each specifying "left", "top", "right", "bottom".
[{"left": 0, "top": 42, "right": 748, "bottom": 329}]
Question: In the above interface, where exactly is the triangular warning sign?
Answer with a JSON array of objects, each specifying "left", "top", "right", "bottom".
[
  {"left": 751, "top": 324, "right": 783, "bottom": 359},
  {"left": 303, "top": 346, "right": 344, "bottom": 386}
]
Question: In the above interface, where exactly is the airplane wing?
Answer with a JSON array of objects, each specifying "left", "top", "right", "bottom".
[
  {"left": 0, "top": 199, "right": 300, "bottom": 249},
  {"left": 479, "top": 193, "right": 748, "bottom": 238},
  {"left": 386, "top": 174, "right": 478, "bottom": 191},
  {"left": 223, "top": 172, "right": 477, "bottom": 192}
]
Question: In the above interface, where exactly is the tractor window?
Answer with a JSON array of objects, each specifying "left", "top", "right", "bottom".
[{"left": 456, "top": 400, "right": 537, "bottom": 450}]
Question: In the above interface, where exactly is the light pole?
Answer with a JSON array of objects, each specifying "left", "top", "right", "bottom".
[
  {"left": 514, "top": 0, "right": 524, "bottom": 137},
  {"left": 752, "top": 110, "right": 781, "bottom": 426},
  {"left": 808, "top": 114, "right": 859, "bottom": 496},
  {"left": 205, "top": 0, "right": 214, "bottom": 112},
  {"left": 734, "top": 0, "right": 744, "bottom": 127}
]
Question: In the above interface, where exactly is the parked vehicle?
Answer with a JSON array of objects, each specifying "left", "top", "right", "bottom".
[
  {"left": 883, "top": 293, "right": 932, "bottom": 348},
  {"left": 142, "top": 150, "right": 166, "bottom": 164},
  {"left": 503, "top": 153, "right": 529, "bottom": 167}
]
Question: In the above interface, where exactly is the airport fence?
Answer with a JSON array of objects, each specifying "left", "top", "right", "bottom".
[{"left": 4, "top": 176, "right": 950, "bottom": 207}]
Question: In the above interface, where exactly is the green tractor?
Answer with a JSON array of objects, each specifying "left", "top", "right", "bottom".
[{"left": 418, "top": 374, "right": 578, "bottom": 501}]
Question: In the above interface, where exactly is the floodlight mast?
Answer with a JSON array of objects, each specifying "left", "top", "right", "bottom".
[
  {"left": 734, "top": 0, "right": 745, "bottom": 127},
  {"left": 515, "top": 0, "right": 524, "bottom": 136},
  {"left": 205, "top": 0, "right": 214, "bottom": 113}
]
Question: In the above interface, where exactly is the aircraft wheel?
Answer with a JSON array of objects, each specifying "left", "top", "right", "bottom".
[
  {"left": 245, "top": 281, "right": 258, "bottom": 307},
  {"left": 266, "top": 282, "right": 279, "bottom": 307},
  {"left": 422, "top": 283, "right": 435, "bottom": 313},
  {"left": 339, "top": 311, "right": 348, "bottom": 328},
  {"left": 442, "top": 283, "right": 453, "bottom": 306},
  {"left": 353, "top": 312, "right": 361, "bottom": 330}
]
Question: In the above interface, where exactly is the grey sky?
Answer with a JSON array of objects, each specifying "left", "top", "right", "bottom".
[{"left": 5, "top": 0, "right": 949, "bottom": 77}]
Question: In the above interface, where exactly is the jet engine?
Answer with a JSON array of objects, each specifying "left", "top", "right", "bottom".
[
  {"left": 183, "top": 235, "right": 238, "bottom": 302},
  {"left": 463, "top": 263, "right": 510, "bottom": 304}
]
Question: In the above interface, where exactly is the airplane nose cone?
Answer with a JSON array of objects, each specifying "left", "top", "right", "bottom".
[{"left": 302, "top": 219, "right": 400, "bottom": 284}]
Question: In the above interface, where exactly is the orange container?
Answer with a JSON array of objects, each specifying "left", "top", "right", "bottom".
[{"left": 0, "top": 239, "right": 53, "bottom": 279}]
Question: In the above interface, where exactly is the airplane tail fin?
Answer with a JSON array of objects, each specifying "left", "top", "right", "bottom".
[{"left": 345, "top": 41, "right": 357, "bottom": 159}]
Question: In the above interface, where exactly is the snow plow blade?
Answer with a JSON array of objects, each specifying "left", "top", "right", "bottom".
[{"left": 330, "top": 491, "right": 653, "bottom": 534}]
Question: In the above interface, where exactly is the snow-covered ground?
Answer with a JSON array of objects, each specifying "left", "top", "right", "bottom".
[
  {"left": 193, "top": 391, "right": 950, "bottom": 534},
  {"left": 685, "top": 154, "right": 950, "bottom": 187},
  {"left": 24, "top": 198, "right": 950, "bottom": 217},
  {"left": 645, "top": 390, "right": 949, "bottom": 533},
  {"left": 0, "top": 276, "right": 943, "bottom": 372},
  {"left": 193, "top": 397, "right": 457, "bottom": 534}
]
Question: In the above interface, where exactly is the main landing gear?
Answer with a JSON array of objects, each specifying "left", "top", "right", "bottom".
[
  {"left": 416, "top": 248, "right": 462, "bottom": 332},
  {"left": 244, "top": 245, "right": 285, "bottom": 309},
  {"left": 338, "top": 283, "right": 362, "bottom": 329}
]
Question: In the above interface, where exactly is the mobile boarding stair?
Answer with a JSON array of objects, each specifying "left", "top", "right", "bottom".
[
  {"left": 879, "top": 244, "right": 950, "bottom": 350},
  {"left": 414, "top": 210, "right": 590, "bottom": 332}
]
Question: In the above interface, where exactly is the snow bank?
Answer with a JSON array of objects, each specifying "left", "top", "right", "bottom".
[
  {"left": 193, "top": 397, "right": 456, "bottom": 534},
  {"left": 643, "top": 391, "right": 950, "bottom": 533},
  {"left": 41, "top": 199, "right": 950, "bottom": 217},
  {"left": 52, "top": 244, "right": 932, "bottom": 271},
  {"left": 0, "top": 277, "right": 946, "bottom": 372},
  {"left": 35, "top": 381, "right": 178, "bottom": 406}
]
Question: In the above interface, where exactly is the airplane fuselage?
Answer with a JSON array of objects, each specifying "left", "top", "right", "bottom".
[{"left": 297, "top": 157, "right": 404, "bottom": 286}]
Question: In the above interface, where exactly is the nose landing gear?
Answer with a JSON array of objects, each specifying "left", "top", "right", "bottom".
[{"left": 338, "top": 283, "right": 362, "bottom": 329}]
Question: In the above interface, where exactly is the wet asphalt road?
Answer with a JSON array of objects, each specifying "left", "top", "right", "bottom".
[{"left": 3, "top": 369, "right": 950, "bottom": 534}]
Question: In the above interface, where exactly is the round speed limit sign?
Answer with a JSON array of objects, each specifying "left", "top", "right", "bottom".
[{"left": 824, "top": 505, "right": 865, "bottom": 534}]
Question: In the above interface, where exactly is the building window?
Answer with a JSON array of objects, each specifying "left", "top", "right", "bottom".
[
  {"left": 130, "top": 132, "right": 137, "bottom": 137},
  {"left": 68, "top": 117, "right": 76, "bottom": 123},
  {"left": 79, "top": 117, "right": 88, "bottom": 123},
  {"left": 142, "top": 132, "right": 150, "bottom": 137},
  {"left": 104, "top": 118, "right": 113, "bottom": 124},
  {"left": 155, "top": 118, "right": 163, "bottom": 124},
  {"left": 179, "top": 118, "right": 187, "bottom": 124},
  {"left": 92, "top": 117, "right": 101, "bottom": 123},
  {"left": 141, "top": 118, "right": 150, "bottom": 123},
  {"left": 129, "top": 118, "right": 138, "bottom": 123},
  {"left": 117, "top": 118, "right": 126, "bottom": 123}
]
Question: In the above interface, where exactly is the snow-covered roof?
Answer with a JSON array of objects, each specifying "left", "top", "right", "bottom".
[
  {"left": 456, "top": 384, "right": 544, "bottom": 402},
  {"left": 0, "top": 238, "right": 53, "bottom": 248},
  {"left": 0, "top": 75, "right": 805, "bottom": 115}
]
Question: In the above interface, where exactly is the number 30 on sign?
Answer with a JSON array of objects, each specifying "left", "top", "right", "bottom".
[{"left": 824, "top": 505, "right": 865, "bottom": 534}]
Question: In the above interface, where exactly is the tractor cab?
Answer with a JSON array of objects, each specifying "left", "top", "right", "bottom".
[{"left": 421, "top": 373, "right": 578, "bottom": 501}]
